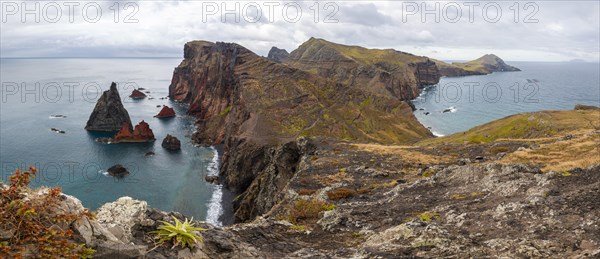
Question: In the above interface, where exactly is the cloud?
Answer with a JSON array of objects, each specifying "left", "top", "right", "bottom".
[{"left": 0, "top": 1, "right": 598, "bottom": 62}]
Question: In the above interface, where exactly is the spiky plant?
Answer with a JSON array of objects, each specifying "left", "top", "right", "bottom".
[{"left": 151, "top": 216, "right": 206, "bottom": 249}]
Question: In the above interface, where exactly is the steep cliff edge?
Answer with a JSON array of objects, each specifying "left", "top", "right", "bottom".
[{"left": 169, "top": 40, "right": 435, "bottom": 222}]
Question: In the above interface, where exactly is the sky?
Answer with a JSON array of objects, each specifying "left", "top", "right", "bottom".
[{"left": 1, "top": 1, "right": 599, "bottom": 62}]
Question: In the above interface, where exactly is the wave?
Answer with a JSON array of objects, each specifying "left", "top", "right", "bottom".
[
  {"left": 205, "top": 146, "right": 223, "bottom": 227},
  {"left": 442, "top": 106, "right": 457, "bottom": 113},
  {"left": 432, "top": 131, "right": 445, "bottom": 137}
]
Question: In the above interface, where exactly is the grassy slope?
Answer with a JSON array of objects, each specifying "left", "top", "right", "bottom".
[{"left": 414, "top": 109, "right": 599, "bottom": 171}]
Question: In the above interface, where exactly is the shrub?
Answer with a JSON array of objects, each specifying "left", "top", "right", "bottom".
[
  {"left": 151, "top": 216, "right": 206, "bottom": 249},
  {"left": 287, "top": 199, "right": 333, "bottom": 224},
  {"left": 327, "top": 188, "right": 356, "bottom": 201},
  {"left": 0, "top": 167, "right": 95, "bottom": 258},
  {"left": 417, "top": 211, "right": 441, "bottom": 222}
]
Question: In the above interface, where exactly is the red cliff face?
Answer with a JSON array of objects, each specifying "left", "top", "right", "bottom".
[
  {"left": 154, "top": 106, "right": 176, "bottom": 118},
  {"left": 113, "top": 120, "right": 155, "bottom": 142},
  {"left": 129, "top": 89, "right": 147, "bottom": 99}
]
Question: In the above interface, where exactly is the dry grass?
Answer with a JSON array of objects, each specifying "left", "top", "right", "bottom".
[
  {"left": 347, "top": 143, "right": 452, "bottom": 164},
  {"left": 500, "top": 131, "right": 600, "bottom": 171},
  {"left": 327, "top": 188, "right": 356, "bottom": 201},
  {"left": 316, "top": 170, "right": 353, "bottom": 185}
]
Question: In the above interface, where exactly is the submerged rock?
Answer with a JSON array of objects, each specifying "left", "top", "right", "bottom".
[
  {"left": 107, "top": 164, "right": 129, "bottom": 177},
  {"left": 161, "top": 134, "right": 181, "bottom": 151},
  {"left": 154, "top": 105, "right": 176, "bottom": 118},
  {"left": 85, "top": 82, "right": 133, "bottom": 132}
]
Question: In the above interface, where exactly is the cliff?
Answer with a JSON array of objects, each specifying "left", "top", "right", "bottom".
[
  {"left": 169, "top": 39, "right": 436, "bottom": 222},
  {"left": 85, "top": 82, "right": 132, "bottom": 131}
]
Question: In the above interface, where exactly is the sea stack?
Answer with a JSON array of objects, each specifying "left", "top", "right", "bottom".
[
  {"left": 85, "top": 82, "right": 132, "bottom": 131},
  {"left": 161, "top": 134, "right": 181, "bottom": 151},
  {"left": 154, "top": 106, "right": 176, "bottom": 118},
  {"left": 113, "top": 120, "right": 155, "bottom": 142},
  {"left": 130, "top": 89, "right": 147, "bottom": 99}
]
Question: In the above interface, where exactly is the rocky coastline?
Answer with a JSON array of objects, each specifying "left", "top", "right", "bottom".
[{"left": 6, "top": 39, "right": 598, "bottom": 258}]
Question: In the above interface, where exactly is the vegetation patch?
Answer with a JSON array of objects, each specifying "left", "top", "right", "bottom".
[
  {"left": 151, "top": 216, "right": 206, "bottom": 249},
  {"left": 286, "top": 199, "right": 334, "bottom": 225},
  {"left": 0, "top": 167, "right": 96, "bottom": 258},
  {"left": 416, "top": 211, "right": 441, "bottom": 222},
  {"left": 327, "top": 188, "right": 357, "bottom": 201},
  {"left": 219, "top": 105, "right": 232, "bottom": 116}
]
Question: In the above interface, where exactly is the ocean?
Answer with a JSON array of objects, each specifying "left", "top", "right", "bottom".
[
  {"left": 0, "top": 58, "right": 233, "bottom": 226},
  {"left": 413, "top": 62, "right": 600, "bottom": 136}
]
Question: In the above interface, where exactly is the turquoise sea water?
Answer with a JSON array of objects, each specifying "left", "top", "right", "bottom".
[
  {"left": 413, "top": 62, "right": 600, "bottom": 136},
  {"left": 0, "top": 58, "right": 233, "bottom": 225}
]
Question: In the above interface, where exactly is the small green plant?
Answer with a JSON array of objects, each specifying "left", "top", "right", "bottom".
[
  {"left": 417, "top": 211, "right": 440, "bottom": 222},
  {"left": 562, "top": 171, "right": 572, "bottom": 176},
  {"left": 151, "top": 216, "right": 206, "bottom": 249},
  {"left": 321, "top": 204, "right": 336, "bottom": 211},
  {"left": 219, "top": 105, "right": 232, "bottom": 116}
]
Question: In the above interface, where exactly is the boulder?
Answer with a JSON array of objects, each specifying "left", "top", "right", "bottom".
[
  {"left": 154, "top": 105, "right": 176, "bottom": 118},
  {"left": 162, "top": 134, "right": 181, "bottom": 151},
  {"left": 205, "top": 175, "right": 219, "bottom": 184},
  {"left": 129, "top": 89, "right": 147, "bottom": 99},
  {"left": 107, "top": 164, "right": 129, "bottom": 177},
  {"left": 85, "top": 82, "right": 133, "bottom": 131}
]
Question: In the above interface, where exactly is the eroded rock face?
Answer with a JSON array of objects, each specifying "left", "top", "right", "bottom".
[
  {"left": 161, "top": 134, "right": 181, "bottom": 151},
  {"left": 85, "top": 82, "right": 132, "bottom": 132}
]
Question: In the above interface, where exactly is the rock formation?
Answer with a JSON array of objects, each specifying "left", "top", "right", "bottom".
[
  {"left": 129, "top": 89, "right": 147, "bottom": 99},
  {"left": 284, "top": 37, "right": 440, "bottom": 100},
  {"left": 575, "top": 104, "right": 600, "bottom": 110},
  {"left": 154, "top": 105, "right": 176, "bottom": 118},
  {"left": 161, "top": 134, "right": 181, "bottom": 151},
  {"left": 113, "top": 121, "right": 155, "bottom": 143},
  {"left": 85, "top": 82, "right": 132, "bottom": 131},
  {"left": 435, "top": 54, "right": 520, "bottom": 76},
  {"left": 107, "top": 164, "right": 129, "bottom": 177},
  {"left": 267, "top": 46, "right": 289, "bottom": 63}
]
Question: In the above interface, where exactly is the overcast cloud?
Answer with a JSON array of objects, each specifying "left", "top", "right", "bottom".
[{"left": 1, "top": 1, "right": 598, "bottom": 61}]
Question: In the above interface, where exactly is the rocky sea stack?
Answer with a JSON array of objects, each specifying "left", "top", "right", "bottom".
[
  {"left": 85, "top": 82, "right": 132, "bottom": 131},
  {"left": 154, "top": 106, "right": 176, "bottom": 118},
  {"left": 161, "top": 134, "right": 181, "bottom": 151},
  {"left": 129, "top": 89, "right": 147, "bottom": 99},
  {"left": 113, "top": 121, "right": 155, "bottom": 143}
]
